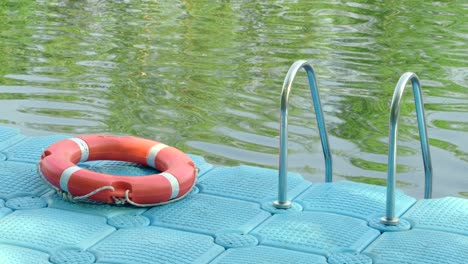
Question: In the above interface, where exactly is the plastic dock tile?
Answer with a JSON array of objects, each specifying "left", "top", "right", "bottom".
[
  {"left": 402, "top": 197, "right": 468, "bottom": 236},
  {"left": 327, "top": 252, "right": 373, "bottom": 264},
  {"left": 364, "top": 229, "right": 468, "bottom": 264},
  {"left": 91, "top": 226, "right": 224, "bottom": 264},
  {"left": 0, "top": 208, "right": 115, "bottom": 253},
  {"left": 0, "top": 161, "right": 50, "bottom": 199},
  {"left": 5, "top": 196, "right": 47, "bottom": 210},
  {"left": 50, "top": 249, "right": 95, "bottom": 264},
  {"left": 0, "top": 199, "right": 12, "bottom": 218},
  {"left": 210, "top": 245, "right": 328, "bottom": 264},
  {"left": 0, "top": 125, "right": 467, "bottom": 264},
  {"left": 0, "top": 244, "right": 51, "bottom": 264},
  {"left": 198, "top": 165, "right": 311, "bottom": 202},
  {"left": 107, "top": 214, "right": 150, "bottom": 229},
  {"left": 144, "top": 193, "right": 271, "bottom": 235},
  {"left": 0, "top": 126, "right": 25, "bottom": 151},
  {"left": 5, "top": 135, "right": 69, "bottom": 163},
  {"left": 252, "top": 211, "right": 380, "bottom": 255},
  {"left": 296, "top": 181, "right": 416, "bottom": 220},
  {"left": 214, "top": 232, "right": 259, "bottom": 248}
]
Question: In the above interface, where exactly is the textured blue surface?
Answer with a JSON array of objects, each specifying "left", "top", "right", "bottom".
[
  {"left": 252, "top": 211, "right": 380, "bottom": 255},
  {"left": 0, "top": 161, "right": 50, "bottom": 199},
  {"left": 5, "top": 196, "right": 47, "bottom": 210},
  {"left": 215, "top": 232, "right": 259, "bottom": 248},
  {"left": 210, "top": 246, "right": 328, "bottom": 264},
  {"left": 145, "top": 193, "right": 271, "bottom": 235},
  {"left": 328, "top": 252, "right": 373, "bottom": 264},
  {"left": 0, "top": 126, "right": 467, "bottom": 264},
  {"left": 4, "top": 135, "right": 70, "bottom": 163},
  {"left": 198, "top": 165, "right": 310, "bottom": 202},
  {"left": 50, "top": 250, "right": 96, "bottom": 264},
  {"left": 0, "top": 244, "right": 51, "bottom": 264},
  {"left": 0, "top": 198, "right": 12, "bottom": 218},
  {"left": 90, "top": 227, "right": 224, "bottom": 264},
  {"left": 402, "top": 197, "right": 468, "bottom": 236},
  {"left": 365, "top": 229, "right": 468, "bottom": 264},
  {"left": 296, "top": 181, "right": 416, "bottom": 220},
  {"left": 0, "top": 208, "right": 115, "bottom": 253},
  {"left": 107, "top": 214, "right": 150, "bottom": 229},
  {"left": 0, "top": 127, "right": 25, "bottom": 151}
]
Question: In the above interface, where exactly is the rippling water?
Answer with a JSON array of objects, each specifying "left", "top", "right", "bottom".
[{"left": 1, "top": 0, "right": 467, "bottom": 198}]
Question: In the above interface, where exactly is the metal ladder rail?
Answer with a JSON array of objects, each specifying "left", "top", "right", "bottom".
[
  {"left": 273, "top": 60, "right": 332, "bottom": 209},
  {"left": 381, "top": 72, "right": 433, "bottom": 225}
]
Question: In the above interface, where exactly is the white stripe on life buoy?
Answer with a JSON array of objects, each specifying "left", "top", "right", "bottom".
[
  {"left": 159, "top": 172, "right": 180, "bottom": 199},
  {"left": 69, "top": 138, "right": 89, "bottom": 162},
  {"left": 60, "top": 166, "right": 81, "bottom": 192},
  {"left": 146, "top": 143, "right": 168, "bottom": 168}
]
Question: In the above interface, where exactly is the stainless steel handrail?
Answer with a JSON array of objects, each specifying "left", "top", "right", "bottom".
[
  {"left": 273, "top": 60, "right": 332, "bottom": 209},
  {"left": 381, "top": 72, "right": 433, "bottom": 225}
]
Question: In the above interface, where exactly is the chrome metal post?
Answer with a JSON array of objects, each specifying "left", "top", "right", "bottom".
[
  {"left": 381, "top": 72, "right": 433, "bottom": 225},
  {"left": 273, "top": 60, "right": 332, "bottom": 209}
]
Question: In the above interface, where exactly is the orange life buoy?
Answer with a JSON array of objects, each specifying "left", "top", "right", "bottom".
[{"left": 38, "top": 135, "right": 196, "bottom": 206}]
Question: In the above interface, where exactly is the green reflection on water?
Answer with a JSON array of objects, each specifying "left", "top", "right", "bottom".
[
  {"left": 343, "top": 176, "right": 412, "bottom": 188},
  {"left": 430, "top": 138, "right": 468, "bottom": 163},
  {"left": 350, "top": 157, "right": 409, "bottom": 173},
  {"left": 0, "top": 0, "right": 466, "bottom": 198}
]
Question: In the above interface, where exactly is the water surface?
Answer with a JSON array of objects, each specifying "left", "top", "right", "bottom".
[{"left": 1, "top": 0, "right": 467, "bottom": 198}]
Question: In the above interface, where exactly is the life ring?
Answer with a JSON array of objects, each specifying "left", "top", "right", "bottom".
[{"left": 38, "top": 135, "right": 196, "bottom": 206}]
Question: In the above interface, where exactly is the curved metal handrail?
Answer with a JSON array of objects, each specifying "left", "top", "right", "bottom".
[
  {"left": 381, "top": 72, "right": 433, "bottom": 225},
  {"left": 273, "top": 60, "right": 332, "bottom": 209}
]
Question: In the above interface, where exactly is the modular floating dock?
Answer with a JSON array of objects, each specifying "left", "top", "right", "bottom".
[
  {"left": 0, "top": 125, "right": 467, "bottom": 264},
  {"left": 1, "top": 61, "right": 467, "bottom": 264}
]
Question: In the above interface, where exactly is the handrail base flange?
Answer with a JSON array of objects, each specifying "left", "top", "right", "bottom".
[
  {"left": 273, "top": 200, "right": 292, "bottom": 209},
  {"left": 380, "top": 216, "right": 400, "bottom": 226}
]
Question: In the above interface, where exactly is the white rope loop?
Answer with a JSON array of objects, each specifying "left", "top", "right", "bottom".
[{"left": 122, "top": 180, "right": 196, "bottom": 207}]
